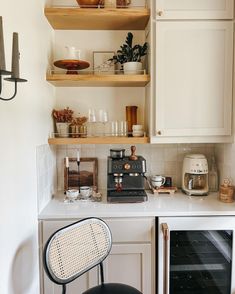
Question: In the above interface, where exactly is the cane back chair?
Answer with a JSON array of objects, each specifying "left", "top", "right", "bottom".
[{"left": 43, "top": 217, "right": 142, "bottom": 294}]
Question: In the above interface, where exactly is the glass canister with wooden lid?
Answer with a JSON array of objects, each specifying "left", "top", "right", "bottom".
[{"left": 219, "top": 178, "right": 234, "bottom": 203}]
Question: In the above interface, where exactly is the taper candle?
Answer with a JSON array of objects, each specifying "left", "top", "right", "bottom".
[
  {"left": 77, "top": 150, "right": 80, "bottom": 162},
  {"left": 65, "top": 157, "right": 69, "bottom": 168},
  {"left": 11, "top": 32, "right": 19, "bottom": 79},
  {"left": 0, "top": 16, "right": 6, "bottom": 72}
]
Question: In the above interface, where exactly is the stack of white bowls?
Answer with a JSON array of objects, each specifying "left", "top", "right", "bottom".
[{"left": 132, "top": 125, "right": 144, "bottom": 137}]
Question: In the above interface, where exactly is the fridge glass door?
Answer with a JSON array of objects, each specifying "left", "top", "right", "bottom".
[{"left": 170, "top": 230, "right": 232, "bottom": 294}]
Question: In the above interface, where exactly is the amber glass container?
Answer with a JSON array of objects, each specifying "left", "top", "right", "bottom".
[{"left": 126, "top": 106, "right": 137, "bottom": 135}]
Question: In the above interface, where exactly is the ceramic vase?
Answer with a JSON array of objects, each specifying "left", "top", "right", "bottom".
[
  {"left": 123, "top": 62, "right": 142, "bottom": 75},
  {"left": 56, "top": 122, "right": 70, "bottom": 138}
]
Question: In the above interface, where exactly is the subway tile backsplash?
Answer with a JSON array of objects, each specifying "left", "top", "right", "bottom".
[
  {"left": 56, "top": 143, "right": 216, "bottom": 190},
  {"left": 36, "top": 144, "right": 57, "bottom": 213},
  {"left": 36, "top": 142, "right": 235, "bottom": 205}
]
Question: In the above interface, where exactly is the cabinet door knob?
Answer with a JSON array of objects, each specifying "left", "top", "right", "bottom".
[
  {"left": 157, "top": 10, "right": 163, "bottom": 17},
  {"left": 157, "top": 130, "right": 162, "bottom": 135}
]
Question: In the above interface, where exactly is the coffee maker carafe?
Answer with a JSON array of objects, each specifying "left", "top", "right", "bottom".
[
  {"left": 182, "top": 154, "right": 209, "bottom": 196},
  {"left": 107, "top": 146, "right": 147, "bottom": 203}
]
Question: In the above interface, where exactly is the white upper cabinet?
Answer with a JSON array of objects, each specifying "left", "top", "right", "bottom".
[
  {"left": 154, "top": 21, "right": 233, "bottom": 140},
  {"left": 156, "top": 0, "right": 234, "bottom": 19}
]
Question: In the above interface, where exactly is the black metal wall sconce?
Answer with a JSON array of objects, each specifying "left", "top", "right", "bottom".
[{"left": 0, "top": 16, "right": 27, "bottom": 101}]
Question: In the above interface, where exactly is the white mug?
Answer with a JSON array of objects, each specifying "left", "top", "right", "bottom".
[
  {"left": 80, "top": 186, "right": 92, "bottom": 199},
  {"left": 66, "top": 189, "right": 79, "bottom": 200},
  {"left": 151, "top": 175, "right": 166, "bottom": 188}
]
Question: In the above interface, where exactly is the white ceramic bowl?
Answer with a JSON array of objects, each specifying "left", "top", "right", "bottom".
[
  {"left": 132, "top": 131, "right": 144, "bottom": 137},
  {"left": 132, "top": 124, "right": 143, "bottom": 131},
  {"left": 66, "top": 189, "right": 79, "bottom": 199}
]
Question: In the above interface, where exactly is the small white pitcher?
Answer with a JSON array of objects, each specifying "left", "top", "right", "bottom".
[
  {"left": 151, "top": 175, "right": 166, "bottom": 189},
  {"left": 65, "top": 46, "right": 81, "bottom": 60}
]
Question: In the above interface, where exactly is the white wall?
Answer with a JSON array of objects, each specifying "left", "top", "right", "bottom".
[{"left": 0, "top": 0, "right": 54, "bottom": 293}]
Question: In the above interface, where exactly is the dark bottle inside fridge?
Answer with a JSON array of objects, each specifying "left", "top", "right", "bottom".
[{"left": 170, "top": 230, "right": 232, "bottom": 294}]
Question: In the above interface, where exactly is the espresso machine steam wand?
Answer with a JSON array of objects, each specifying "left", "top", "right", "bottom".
[{"left": 114, "top": 173, "right": 123, "bottom": 192}]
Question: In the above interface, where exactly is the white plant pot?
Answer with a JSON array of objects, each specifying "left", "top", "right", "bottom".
[
  {"left": 56, "top": 122, "right": 70, "bottom": 138},
  {"left": 123, "top": 62, "right": 142, "bottom": 75}
]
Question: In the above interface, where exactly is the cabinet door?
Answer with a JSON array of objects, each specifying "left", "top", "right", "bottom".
[
  {"left": 155, "top": 21, "right": 233, "bottom": 138},
  {"left": 156, "top": 0, "right": 234, "bottom": 19},
  {"left": 40, "top": 220, "right": 98, "bottom": 294},
  {"left": 102, "top": 243, "right": 152, "bottom": 294}
]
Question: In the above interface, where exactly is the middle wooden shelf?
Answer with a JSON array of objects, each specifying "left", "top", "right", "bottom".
[
  {"left": 46, "top": 73, "right": 150, "bottom": 87},
  {"left": 48, "top": 136, "right": 150, "bottom": 145}
]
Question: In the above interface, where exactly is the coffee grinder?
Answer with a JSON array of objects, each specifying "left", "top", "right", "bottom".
[{"left": 107, "top": 146, "right": 147, "bottom": 203}]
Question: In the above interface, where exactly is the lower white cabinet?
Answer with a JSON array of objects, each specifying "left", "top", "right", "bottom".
[
  {"left": 39, "top": 217, "right": 154, "bottom": 294},
  {"left": 103, "top": 243, "right": 152, "bottom": 294}
]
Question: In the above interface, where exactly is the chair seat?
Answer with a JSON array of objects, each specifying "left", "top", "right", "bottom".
[{"left": 83, "top": 283, "right": 142, "bottom": 294}]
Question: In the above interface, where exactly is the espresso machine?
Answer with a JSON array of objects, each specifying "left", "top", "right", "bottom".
[
  {"left": 182, "top": 154, "right": 209, "bottom": 196},
  {"left": 107, "top": 146, "right": 147, "bottom": 203}
]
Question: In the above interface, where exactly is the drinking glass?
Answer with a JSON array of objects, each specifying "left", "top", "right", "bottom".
[
  {"left": 98, "top": 109, "right": 109, "bottom": 136},
  {"left": 98, "top": 109, "right": 108, "bottom": 123},
  {"left": 88, "top": 108, "right": 96, "bottom": 122},
  {"left": 87, "top": 109, "right": 96, "bottom": 136},
  {"left": 111, "top": 121, "right": 118, "bottom": 136},
  {"left": 118, "top": 121, "right": 128, "bottom": 136}
]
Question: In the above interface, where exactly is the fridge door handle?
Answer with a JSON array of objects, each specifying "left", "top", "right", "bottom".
[{"left": 161, "top": 223, "right": 169, "bottom": 294}]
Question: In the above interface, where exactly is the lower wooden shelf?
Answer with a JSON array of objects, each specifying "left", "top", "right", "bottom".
[
  {"left": 46, "top": 73, "right": 150, "bottom": 87},
  {"left": 48, "top": 136, "right": 149, "bottom": 145}
]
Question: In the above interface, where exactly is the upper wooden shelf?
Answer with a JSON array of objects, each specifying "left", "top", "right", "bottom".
[
  {"left": 46, "top": 73, "right": 150, "bottom": 87},
  {"left": 48, "top": 136, "right": 149, "bottom": 145},
  {"left": 44, "top": 7, "right": 150, "bottom": 30}
]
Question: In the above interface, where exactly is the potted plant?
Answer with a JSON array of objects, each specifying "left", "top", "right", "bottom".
[
  {"left": 111, "top": 32, "right": 148, "bottom": 75},
  {"left": 52, "top": 107, "right": 74, "bottom": 137}
]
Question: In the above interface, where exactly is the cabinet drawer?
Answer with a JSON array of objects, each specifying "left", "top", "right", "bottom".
[
  {"left": 156, "top": 0, "right": 234, "bottom": 19},
  {"left": 42, "top": 217, "right": 153, "bottom": 245},
  {"left": 105, "top": 218, "right": 153, "bottom": 243}
]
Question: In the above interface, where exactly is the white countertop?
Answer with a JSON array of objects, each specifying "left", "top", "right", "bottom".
[{"left": 38, "top": 190, "right": 235, "bottom": 220}]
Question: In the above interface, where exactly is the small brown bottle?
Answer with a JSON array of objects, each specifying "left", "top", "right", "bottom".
[{"left": 126, "top": 106, "right": 137, "bottom": 136}]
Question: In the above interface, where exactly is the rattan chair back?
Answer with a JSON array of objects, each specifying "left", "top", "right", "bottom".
[{"left": 43, "top": 217, "right": 112, "bottom": 285}]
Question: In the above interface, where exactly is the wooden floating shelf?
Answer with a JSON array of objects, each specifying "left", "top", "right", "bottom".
[
  {"left": 48, "top": 136, "right": 150, "bottom": 145},
  {"left": 44, "top": 7, "right": 150, "bottom": 30},
  {"left": 46, "top": 73, "right": 150, "bottom": 87}
]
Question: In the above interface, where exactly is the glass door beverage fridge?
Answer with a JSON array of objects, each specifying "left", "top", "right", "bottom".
[{"left": 158, "top": 217, "right": 235, "bottom": 294}]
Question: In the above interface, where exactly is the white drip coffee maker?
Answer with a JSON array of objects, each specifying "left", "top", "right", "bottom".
[{"left": 182, "top": 154, "right": 209, "bottom": 196}]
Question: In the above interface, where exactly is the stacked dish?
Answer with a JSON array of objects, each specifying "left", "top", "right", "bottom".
[{"left": 132, "top": 125, "right": 144, "bottom": 137}]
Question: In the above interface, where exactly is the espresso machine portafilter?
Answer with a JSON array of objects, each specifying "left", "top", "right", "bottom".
[{"left": 107, "top": 146, "right": 148, "bottom": 203}]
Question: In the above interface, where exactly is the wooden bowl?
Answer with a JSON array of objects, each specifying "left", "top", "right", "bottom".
[
  {"left": 54, "top": 59, "right": 90, "bottom": 74},
  {"left": 76, "top": 0, "right": 101, "bottom": 8}
]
